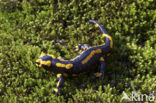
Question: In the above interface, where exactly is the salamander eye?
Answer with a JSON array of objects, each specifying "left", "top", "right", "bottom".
[{"left": 35, "top": 62, "right": 40, "bottom": 65}]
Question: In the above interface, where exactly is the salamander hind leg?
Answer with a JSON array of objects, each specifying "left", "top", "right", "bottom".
[{"left": 94, "top": 57, "right": 105, "bottom": 79}]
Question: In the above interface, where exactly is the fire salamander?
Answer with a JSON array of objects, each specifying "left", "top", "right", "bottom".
[{"left": 35, "top": 20, "right": 113, "bottom": 95}]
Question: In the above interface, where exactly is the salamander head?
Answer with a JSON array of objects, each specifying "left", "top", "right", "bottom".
[{"left": 35, "top": 52, "right": 56, "bottom": 68}]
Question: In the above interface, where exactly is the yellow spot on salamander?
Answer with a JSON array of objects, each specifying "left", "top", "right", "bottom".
[
  {"left": 94, "top": 24, "right": 98, "bottom": 28},
  {"left": 75, "top": 46, "right": 79, "bottom": 51},
  {"left": 57, "top": 73, "right": 62, "bottom": 78},
  {"left": 36, "top": 59, "right": 41, "bottom": 63},
  {"left": 56, "top": 63, "right": 65, "bottom": 68},
  {"left": 57, "top": 57, "right": 62, "bottom": 59},
  {"left": 79, "top": 50, "right": 83, "bottom": 53},
  {"left": 96, "top": 49, "right": 102, "bottom": 53},
  {"left": 54, "top": 88, "right": 58, "bottom": 93},
  {"left": 57, "top": 82, "right": 60, "bottom": 87},
  {"left": 102, "top": 33, "right": 113, "bottom": 48},
  {"left": 36, "top": 59, "right": 51, "bottom": 67},
  {"left": 66, "top": 64, "right": 73, "bottom": 69},
  {"left": 82, "top": 48, "right": 86, "bottom": 50},
  {"left": 49, "top": 55, "right": 56, "bottom": 59},
  {"left": 100, "top": 57, "right": 104, "bottom": 61},
  {"left": 82, "top": 49, "right": 102, "bottom": 64},
  {"left": 57, "top": 57, "right": 68, "bottom": 61},
  {"left": 94, "top": 72, "right": 102, "bottom": 77},
  {"left": 42, "top": 60, "right": 51, "bottom": 67},
  {"left": 70, "top": 55, "right": 80, "bottom": 61},
  {"left": 56, "top": 63, "right": 73, "bottom": 69},
  {"left": 102, "top": 34, "right": 105, "bottom": 38}
]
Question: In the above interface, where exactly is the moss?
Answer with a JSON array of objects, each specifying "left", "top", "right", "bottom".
[{"left": 0, "top": 0, "right": 155, "bottom": 102}]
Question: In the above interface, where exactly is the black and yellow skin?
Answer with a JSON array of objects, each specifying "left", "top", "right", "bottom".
[{"left": 35, "top": 20, "right": 113, "bottom": 95}]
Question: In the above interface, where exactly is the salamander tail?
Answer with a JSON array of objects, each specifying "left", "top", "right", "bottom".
[{"left": 89, "top": 20, "right": 113, "bottom": 49}]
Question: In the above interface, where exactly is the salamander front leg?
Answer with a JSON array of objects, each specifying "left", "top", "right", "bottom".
[
  {"left": 54, "top": 73, "right": 64, "bottom": 95},
  {"left": 94, "top": 57, "right": 105, "bottom": 79},
  {"left": 75, "top": 44, "right": 90, "bottom": 53}
]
